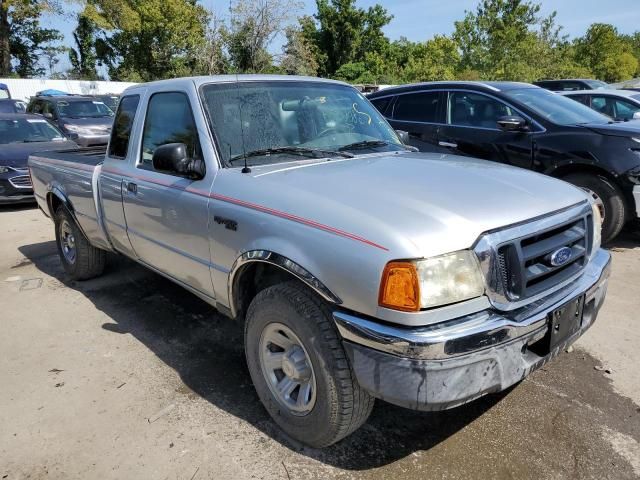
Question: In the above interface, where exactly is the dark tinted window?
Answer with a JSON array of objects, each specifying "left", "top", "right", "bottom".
[
  {"left": 448, "top": 92, "right": 513, "bottom": 128},
  {"left": 591, "top": 95, "right": 640, "bottom": 121},
  {"left": 393, "top": 92, "right": 441, "bottom": 122},
  {"left": 0, "top": 100, "right": 26, "bottom": 113},
  {"left": 108, "top": 95, "right": 140, "bottom": 159},
  {"left": 140, "top": 92, "right": 201, "bottom": 172},
  {"left": 370, "top": 97, "right": 391, "bottom": 115},
  {"left": 567, "top": 94, "right": 590, "bottom": 106},
  {"left": 29, "top": 100, "right": 44, "bottom": 114}
]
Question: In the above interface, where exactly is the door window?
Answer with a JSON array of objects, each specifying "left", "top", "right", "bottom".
[
  {"left": 568, "top": 94, "right": 590, "bottom": 106},
  {"left": 447, "top": 92, "right": 514, "bottom": 129},
  {"left": 140, "top": 92, "right": 202, "bottom": 173},
  {"left": 370, "top": 97, "right": 392, "bottom": 116},
  {"left": 108, "top": 95, "right": 140, "bottom": 159},
  {"left": 591, "top": 96, "right": 615, "bottom": 118},
  {"left": 393, "top": 92, "right": 442, "bottom": 123},
  {"left": 612, "top": 98, "right": 640, "bottom": 121}
]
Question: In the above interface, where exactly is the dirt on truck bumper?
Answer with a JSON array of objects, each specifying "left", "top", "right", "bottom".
[{"left": 334, "top": 249, "right": 611, "bottom": 411}]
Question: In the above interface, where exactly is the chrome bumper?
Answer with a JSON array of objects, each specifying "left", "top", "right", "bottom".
[
  {"left": 70, "top": 133, "right": 110, "bottom": 147},
  {"left": 634, "top": 185, "right": 640, "bottom": 217},
  {"left": 335, "top": 249, "right": 611, "bottom": 411}
]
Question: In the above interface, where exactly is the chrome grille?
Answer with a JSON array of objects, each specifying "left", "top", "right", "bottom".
[
  {"left": 9, "top": 175, "right": 32, "bottom": 189},
  {"left": 474, "top": 203, "right": 593, "bottom": 311}
]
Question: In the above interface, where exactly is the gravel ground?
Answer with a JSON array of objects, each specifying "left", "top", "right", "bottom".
[{"left": 1, "top": 204, "right": 639, "bottom": 480}]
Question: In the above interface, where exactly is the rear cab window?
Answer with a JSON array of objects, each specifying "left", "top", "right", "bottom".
[
  {"left": 108, "top": 95, "right": 140, "bottom": 159},
  {"left": 393, "top": 91, "right": 443, "bottom": 123}
]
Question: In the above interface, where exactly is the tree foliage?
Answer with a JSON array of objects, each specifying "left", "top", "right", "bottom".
[
  {"left": 575, "top": 24, "right": 639, "bottom": 82},
  {"left": 83, "top": 0, "right": 209, "bottom": 81},
  {"left": 0, "top": 0, "right": 63, "bottom": 77}
]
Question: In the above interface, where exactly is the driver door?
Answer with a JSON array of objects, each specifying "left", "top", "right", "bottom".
[{"left": 121, "top": 90, "right": 216, "bottom": 298}]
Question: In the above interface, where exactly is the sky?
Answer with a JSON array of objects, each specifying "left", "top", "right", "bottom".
[{"left": 44, "top": 0, "right": 640, "bottom": 76}]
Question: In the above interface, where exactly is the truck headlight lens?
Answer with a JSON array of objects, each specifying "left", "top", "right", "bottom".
[
  {"left": 379, "top": 251, "right": 485, "bottom": 311},
  {"left": 591, "top": 201, "right": 602, "bottom": 254}
]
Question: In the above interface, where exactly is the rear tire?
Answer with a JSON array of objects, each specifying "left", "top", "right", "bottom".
[
  {"left": 244, "top": 281, "right": 374, "bottom": 448},
  {"left": 562, "top": 172, "right": 626, "bottom": 244},
  {"left": 54, "top": 206, "right": 106, "bottom": 280}
]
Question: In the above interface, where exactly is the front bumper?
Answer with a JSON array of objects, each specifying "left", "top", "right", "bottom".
[
  {"left": 67, "top": 133, "right": 110, "bottom": 147},
  {"left": 334, "top": 249, "right": 611, "bottom": 411},
  {"left": 0, "top": 175, "right": 34, "bottom": 204},
  {"left": 633, "top": 185, "right": 640, "bottom": 218}
]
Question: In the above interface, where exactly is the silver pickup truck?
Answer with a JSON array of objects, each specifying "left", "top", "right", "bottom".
[{"left": 29, "top": 75, "right": 611, "bottom": 447}]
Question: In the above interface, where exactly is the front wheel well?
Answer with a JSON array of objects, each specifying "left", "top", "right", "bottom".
[
  {"left": 47, "top": 192, "right": 64, "bottom": 218},
  {"left": 549, "top": 164, "right": 618, "bottom": 185},
  {"left": 232, "top": 262, "right": 304, "bottom": 320}
]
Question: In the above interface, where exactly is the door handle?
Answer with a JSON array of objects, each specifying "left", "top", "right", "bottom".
[
  {"left": 438, "top": 141, "right": 458, "bottom": 148},
  {"left": 127, "top": 182, "right": 137, "bottom": 194}
]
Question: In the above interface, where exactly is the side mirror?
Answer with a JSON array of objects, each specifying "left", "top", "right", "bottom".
[
  {"left": 633, "top": 111, "right": 640, "bottom": 120},
  {"left": 396, "top": 130, "right": 410, "bottom": 144},
  {"left": 497, "top": 115, "right": 528, "bottom": 132},
  {"left": 152, "top": 143, "right": 205, "bottom": 180}
]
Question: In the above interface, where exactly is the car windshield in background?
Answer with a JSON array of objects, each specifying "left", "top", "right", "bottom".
[
  {"left": 200, "top": 81, "right": 403, "bottom": 167},
  {"left": 505, "top": 88, "right": 611, "bottom": 126},
  {"left": 0, "top": 100, "right": 26, "bottom": 113},
  {"left": 586, "top": 80, "right": 609, "bottom": 89},
  {"left": 0, "top": 118, "right": 66, "bottom": 144},
  {"left": 57, "top": 100, "right": 114, "bottom": 118}
]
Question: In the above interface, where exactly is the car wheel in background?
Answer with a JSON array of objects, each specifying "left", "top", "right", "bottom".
[
  {"left": 244, "top": 281, "right": 374, "bottom": 448},
  {"left": 54, "top": 205, "right": 106, "bottom": 280},
  {"left": 562, "top": 173, "right": 626, "bottom": 244}
]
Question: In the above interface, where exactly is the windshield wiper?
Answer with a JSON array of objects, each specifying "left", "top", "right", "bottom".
[{"left": 229, "top": 146, "right": 353, "bottom": 164}]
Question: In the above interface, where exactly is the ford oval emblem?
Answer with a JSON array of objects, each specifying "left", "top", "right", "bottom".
[{"left": 550, "top": 247, "right": 572, "bottom": 267}]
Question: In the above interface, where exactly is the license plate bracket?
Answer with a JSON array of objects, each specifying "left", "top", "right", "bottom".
[{"left": 546, "top": 295, "right": 585, "bottom": 352}]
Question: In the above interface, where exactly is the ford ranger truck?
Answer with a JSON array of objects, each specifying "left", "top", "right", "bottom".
[{"left": 28, "top": 75, "right": 611, "bottom": 448}]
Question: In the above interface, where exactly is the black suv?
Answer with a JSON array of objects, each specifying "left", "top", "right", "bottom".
[
  {"left": 533, "top": 79, "right": 609, "bottom": 92},
  {"left": 368, "top": 81, "right": 640, "bottom": 242}
]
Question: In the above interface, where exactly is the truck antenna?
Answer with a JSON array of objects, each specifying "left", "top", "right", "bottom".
[{"left": 235, "top": 73, "right": 251, "bottom": 173}]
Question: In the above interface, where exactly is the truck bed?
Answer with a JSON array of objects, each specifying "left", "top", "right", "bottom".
[
  {"left": 30, "top": 146, "right": 107, "bottom": 167},
  {"left": 29, "top": 146, "right": 110, "bottom": 251}
]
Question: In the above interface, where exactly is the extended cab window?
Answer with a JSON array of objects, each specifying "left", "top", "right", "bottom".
[
  {"left": 393, "top": 92, "right": 441, "bottom": 122},
  {"left": 140, "top": 92, "right": 202, "bottom": 172},
  {"left": 447, "top": 92, "right": 513, "bottom": 129},
  {"left": 108, "top": 95, "right": 140, "bottom": 159}
]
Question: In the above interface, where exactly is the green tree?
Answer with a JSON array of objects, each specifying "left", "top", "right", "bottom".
[
  {"left": 1, "top": 0, "right": 63, "bottom": 77},
  {"left": 84, "top": 0, "right": 209, "bottom": 81},
  {"left": 402, "top": 35, "right": 460, "bottom": 82},
  {"left": 68, "top": 13, "right": 98, "bottom": 79},
  {"left": 453, "top": 0, "right": 559, "bottom": 82},
  {"left": 303, "top": 0, "right": 392, "bottom": 77},
  {"left": 575, "top": 24, "right": 639, "bottom": 82},
  {"left": 281, "top": 25, "right": 318, "bottom": 76}
]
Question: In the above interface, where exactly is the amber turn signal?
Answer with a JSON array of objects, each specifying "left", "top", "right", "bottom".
[{"left": 378, "top": 261, "right": 420, "bottom": 312}]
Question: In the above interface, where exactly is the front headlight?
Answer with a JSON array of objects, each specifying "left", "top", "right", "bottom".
[
  {"left": 591, "top": 201, "right": 602, "bottom": 254},
  {"left": 0, "top": 166, "right": 10, "bottom": 174},
  {"left": 379, "top": 250, "right": 485, "bottom": 312}
]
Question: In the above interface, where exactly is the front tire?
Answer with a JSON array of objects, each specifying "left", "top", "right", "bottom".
[
  {"left": 562, "top": 173, "right": 626, "bottom": 244},
  {"left": 54, "top": 206, "right": 106, "bottom": 280},
  {"left": 244, "top": 282, "right": 374, "bottom": 448}
]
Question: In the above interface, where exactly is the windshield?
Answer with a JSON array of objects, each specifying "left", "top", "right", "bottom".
[
  {"left": 0, "top": 100, "right": 26, "bottom": 113},
  {"left": 200, "top": 81, "right": 403, "bottom": 166},
  {"left": 96, "top": 96, "right": 119, "bottom": 111},
  {"left": 57, "top": 99, "right": 114, "bottom": 118},
  {"left": 0, "top": 118, "right": 66, "bottom": 144},
  {"left": 505, "top": 88, "right": 611, "bottom": 125},
  {"left": 586, "top": 80, "right": 609, "bottom": 89}
]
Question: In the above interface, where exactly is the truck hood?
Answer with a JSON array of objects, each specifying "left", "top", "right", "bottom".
[
  {"left": 0, "top": 140, "right": 78, "bottom": 168},
  {"left": 583, "top": 121, "right": 640, "bottom": 137},
  {"left": 245, "top": 152, "right": 589, "bottom": 258}
]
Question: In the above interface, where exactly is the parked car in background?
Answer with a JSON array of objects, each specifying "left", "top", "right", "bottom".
[
  {"left": 369, "top": 81, "right": 640, "bottom": 243},
  {"left": 92, "top": 94, "right": 119, "bottom": 111},
  {"left": 0, "top": 114, "right": 77, "bottom": 204},
  {"left": 534, "top": 79, "right": 609, "bottom": 91},
  {"left": 29, "top": 75, "right": 611, "bottom": 447},
  {"left": 0, "top": 82, "right": 10, "bottom": 99},
  {"left": 560, "top": 90, "right": 640, "bottom": 122},
  {"left": 27, "top": 95, "right": 114, "bottom": 146},
  {"left": 0, "top": 99, "right": 27, "bottom": 114}
]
